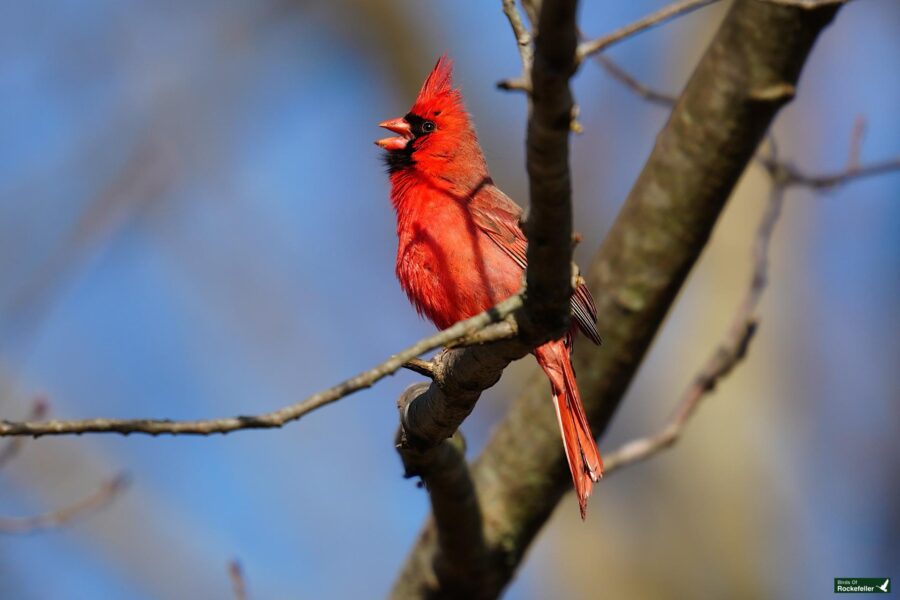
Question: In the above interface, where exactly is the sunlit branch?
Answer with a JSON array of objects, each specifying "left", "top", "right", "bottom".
[{"left": 0, "top": 295, "right": 523, "bottom": 437}]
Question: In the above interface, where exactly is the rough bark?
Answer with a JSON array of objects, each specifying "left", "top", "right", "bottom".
[{"left": 523, "top": 0, "right": 579, "bottom": 337}]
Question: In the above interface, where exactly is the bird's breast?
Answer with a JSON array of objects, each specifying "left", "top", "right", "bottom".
[{"left": 395, "top": 193, "right": 522, "bottom": 330}]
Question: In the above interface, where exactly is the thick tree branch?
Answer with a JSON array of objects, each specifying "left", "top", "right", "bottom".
[
  {"left": 523, "top": 0, "right": 580, "bottom": 337},
  {"left": 395, "top": 1, "right": 843, "bottom": 597},
  {"left": 396, "top": 385, "right": 487, "bottom": 598}
]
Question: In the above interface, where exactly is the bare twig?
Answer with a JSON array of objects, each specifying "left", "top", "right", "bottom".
[
  {"left": 847, "top": 115, "right": 865, "bottom": 169},
  {"left": 591, "top": 59, "right": 899, "bottom": 192},
  {"left": 502, "top": 0, "right": 534, "bottom": 91},
  {"left": 502, "top": 0, "right": 725, "bottom": 92},
  {"left": 0, "top": 400, "right": 47, "bottom": 468},
  {"left": 760, "top": 156, "right": 900, "bottom": 189},
  {"left": 0, "top": 473, "right": 129, "bottom": 534},
  {"left": 602, "top": 185, "right": 779, "bottom": 473},
  {"left": 594, "top": 54, "right": 677, "bottom": 107},
  {"left": 228, "top": 560, "right": 248, "bottom": 600},
  {"left": 577, "top": 0, "right": 723, "bottom": 63},
  {"left": 0, "top": 295, "right": 523, "bottom": 437},
  {"left": 603, "top": 138, "right": 900, "bottom": 473}
]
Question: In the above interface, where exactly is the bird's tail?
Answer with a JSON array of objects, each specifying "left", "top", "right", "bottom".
[{"left": 535, "top": 340, "right": 603, "bottom": 519}]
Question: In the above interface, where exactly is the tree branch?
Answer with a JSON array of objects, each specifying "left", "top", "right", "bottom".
[
  {"left": 594, "top": 54, "right": 678, "bottom": 107},
  {"left": 591, "top": 58, "right": 900, "bottom": 195},
  {"left": 759, "top": 155, "right": 900, "bottom": 189},
  {"left": 0, "top": 473, "right": 129, "bottom": 534},
  {"left": 395, "top": 1, "right": 843, "bottom": 597},
  {"left": 395, "top": 385, "right": 487, "bottom": 598},
  {"left": 523, "top": 0, "right": 580, "bottom": 336},
  {"left": 576, "top": 0, "right": 723, "bottom": 63},
  {"left": 501, "top": 0, "right": 725, "bottom": 92},
  {"left": 603, "top": 135, "right": 899, "bottom": 473},
  {"left": 0, "top": 400, "right": 47, "bottom": 468},
  {"left": 0, "top": 295, "right": 523, "bottom": 437},
  {"left": 502, "top": 0, "right": 533, "bottom": 91}
]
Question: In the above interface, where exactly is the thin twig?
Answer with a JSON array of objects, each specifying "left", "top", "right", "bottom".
[
  {"left": 847, "top": 116, "right": 865, "bottom": 170},
  {"left": 577, "top": 0, "right": 722, "bottom": 63},
  {"left": 502, "top": 0, "right": 533, "bottom": 92},
  {"left": 603, "top": 140, "right": 900, "bottom": 474},
  {"left": 760, "top": 156, "right": 900, "bottom": 190},
  {"left": 0, "top": 295, "right": 523, "bottom": 437},
  {"left": 602, "top": 189, "right": 777, "bottom": 473},
  {"left": 0, "top": 473, "right": 129, "bottom": 534},
  {"left": 591, "top": 58, "right": 899, "bottom": 191},
  {"left": 594, "top": 54, "right": 677, "bottom": 107},
  {"left": 0, "top": 400, "right": 47, "bottom": 468},
  {"left": 502, "top": 0, "right": 724, "bottom": 92},
  {"left": 228, "top": 560, "right": 248, "bottom": 600}
]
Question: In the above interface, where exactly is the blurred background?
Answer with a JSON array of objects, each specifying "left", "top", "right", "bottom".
[{"left": 0, "top": 1, "right": 898, "bottom": 598}]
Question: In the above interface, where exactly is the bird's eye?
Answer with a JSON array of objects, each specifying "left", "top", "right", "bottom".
[{"left": 422, "top": 121, "right": 436, "bottom": 133}]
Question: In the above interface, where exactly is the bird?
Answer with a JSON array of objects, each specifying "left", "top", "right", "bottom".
[{"left": 376, "top": 56, "right": 603, "bottom": 518}]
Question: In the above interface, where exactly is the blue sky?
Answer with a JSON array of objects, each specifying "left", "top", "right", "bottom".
[{"left": 1, "top": 1, "right": 898, "bottom": 598}]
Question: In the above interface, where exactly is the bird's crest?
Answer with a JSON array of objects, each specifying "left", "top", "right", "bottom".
[{"left": 415, "top": 55, "right": 455, "bottom": 105}]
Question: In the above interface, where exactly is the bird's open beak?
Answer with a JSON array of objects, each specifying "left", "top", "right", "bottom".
[{"left": 375, "top": 117, "right": 413, "bottom": 151}]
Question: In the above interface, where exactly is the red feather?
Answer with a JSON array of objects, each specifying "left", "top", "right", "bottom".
[{"left": 378, "top": 56, "right": 603, "bottom": 518}]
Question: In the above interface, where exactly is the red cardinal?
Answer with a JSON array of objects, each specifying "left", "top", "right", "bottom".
[{"left": 376, "top": 56, "right": 603, "bottom": 518}]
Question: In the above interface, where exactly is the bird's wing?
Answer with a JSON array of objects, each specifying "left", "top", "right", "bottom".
[
  {"left": 469, "top": 184, "right": 528, "bottom": 270},
  {"left": 470, "top": 184, "right": 601, "bottom": 345}
]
